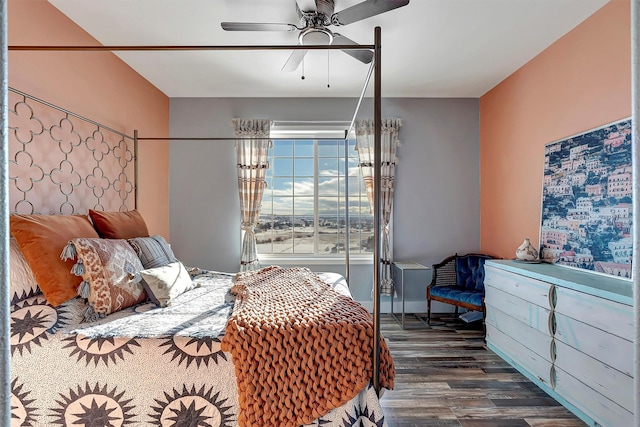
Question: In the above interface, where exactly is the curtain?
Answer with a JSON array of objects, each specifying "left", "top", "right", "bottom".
[
  {"left": 233, "top": 119, "right": 272, "bottom": 272},
  {"left": 355, "top": 118, "right": 402, "bottom": 296}
]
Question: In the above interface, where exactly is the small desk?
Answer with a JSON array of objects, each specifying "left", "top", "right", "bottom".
[{"left": 391, "top": 261, "right": 430, "bottom": 329}]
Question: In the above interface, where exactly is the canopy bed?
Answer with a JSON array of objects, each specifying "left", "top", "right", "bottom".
[{"left": 3, "top": 27, "right": 396, "bottom": 427}]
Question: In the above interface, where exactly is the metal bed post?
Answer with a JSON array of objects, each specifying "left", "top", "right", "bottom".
[
  {"left": 631, "top": 0, "right": 639, "bottom": 424},
  {"left": 134, "top": 129, "right": 139, "bottom": 210},
  {"left": 0, "top": 0, "right": 9, "bottom": 423},
  {"left": 372, "top": 25, "right": 382, "bottom": 395},
  {"left": 344, "top": 130, "right": 350, "bottom": 284}
]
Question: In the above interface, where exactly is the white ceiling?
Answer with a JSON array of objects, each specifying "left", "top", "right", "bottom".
[{"left": 48, "top": 0, "right": 610, "bottom": 98}]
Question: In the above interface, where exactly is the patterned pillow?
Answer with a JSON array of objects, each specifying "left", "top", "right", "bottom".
[
  {"left": 139, "top": 261, "right": 197, "bottom": 307},
  {"left": 62, "top": 238, "right": 147, "bottom": 321},
  {"left": 128, "top": 235, "right": 178, "bottom": 269},
  {"left": 89, "top": 209, "right": 150, "bottom": 239},
  {"left": 9, "top": 237, "right": 41, "bottom": 304}
]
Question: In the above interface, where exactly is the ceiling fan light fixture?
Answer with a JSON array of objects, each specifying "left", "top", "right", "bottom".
[{"left": 299, "top": 27, "right": 334, "bottom": 45}]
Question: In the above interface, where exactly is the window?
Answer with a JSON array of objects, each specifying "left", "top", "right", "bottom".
[{"left": 256, "top": 135, "right": 373, "bottom": 257}]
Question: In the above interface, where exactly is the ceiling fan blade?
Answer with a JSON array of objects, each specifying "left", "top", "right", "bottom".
[
  {"left": 332, "top": 0, "right": 410, "bottom": 26},
  {"left": 296, "top": 0, "right": 317, "bottom": 12},
  {"left": 221, "top": 22, "right": 298, "bottom": 31},
  {"left": 333, "top": 33, "right": 373, "bottom": 64},
  {"left": 282, "top": 49, "right": 309, "bottom": 72}
]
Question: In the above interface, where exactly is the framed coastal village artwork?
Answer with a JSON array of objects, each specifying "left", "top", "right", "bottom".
[{"left": 539, "top": 117, "right": 633, "bottom": 279}]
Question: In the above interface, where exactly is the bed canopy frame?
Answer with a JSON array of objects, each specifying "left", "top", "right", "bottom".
[{"left": 1, "top": 23, "right": 391, "bottom": 424}]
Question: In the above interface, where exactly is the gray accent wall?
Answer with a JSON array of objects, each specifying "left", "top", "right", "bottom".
[{"left": 169, "top": 97, "right": 480, "bottom": 311}]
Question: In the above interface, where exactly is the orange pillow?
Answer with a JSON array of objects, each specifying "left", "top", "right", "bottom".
[
  {"left": 10, "top": 214, "right": 100, "bottom": 306},
  {"left": 89, "top": 209, "right": 149, "bottom": 239}
]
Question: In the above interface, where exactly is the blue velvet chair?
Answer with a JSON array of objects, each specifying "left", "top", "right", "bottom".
[{"left": 426, "top": 253, "right": 493, "bottom": 328}]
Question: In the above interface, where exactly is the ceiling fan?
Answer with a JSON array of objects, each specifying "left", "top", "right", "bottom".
[{"left": 221, "top": 0, "right": 410, "bottom": 72}]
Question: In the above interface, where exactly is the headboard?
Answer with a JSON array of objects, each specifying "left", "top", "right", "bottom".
[{"left": 7, "top": 88, "right": 136, "bottom": 215}]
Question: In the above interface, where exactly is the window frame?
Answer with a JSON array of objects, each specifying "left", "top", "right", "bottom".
[{"left": 255, "top": 129, "right": 374, "bottom": 263}]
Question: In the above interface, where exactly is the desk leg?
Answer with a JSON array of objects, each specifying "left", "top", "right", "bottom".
[{"left": 401, "top": 270, "right": 405, "bottom": 329}]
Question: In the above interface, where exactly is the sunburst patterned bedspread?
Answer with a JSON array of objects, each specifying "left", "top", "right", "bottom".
[{"left": 10, "top": 269, "right": 389, "bottom": 426}]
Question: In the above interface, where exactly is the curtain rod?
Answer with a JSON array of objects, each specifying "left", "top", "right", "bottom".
[{"left": 8, "top": 44, "right": 374, "bottom": 52}]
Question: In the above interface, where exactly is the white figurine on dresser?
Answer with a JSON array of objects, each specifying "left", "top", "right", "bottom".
[{"left": 483, "top": 260, "right": 633, "bottom": 427}]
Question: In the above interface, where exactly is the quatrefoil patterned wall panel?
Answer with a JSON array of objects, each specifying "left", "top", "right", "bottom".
[{"left": 8, "top": 90, "right": 136, "bottom": 215}]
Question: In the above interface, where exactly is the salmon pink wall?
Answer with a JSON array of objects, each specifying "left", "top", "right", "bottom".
[
  {"left": 8, "top": 0, "right": 170, "bottom": 238},
  {"left": 479, "top": 0, "right": 631, "bottom": 259}
]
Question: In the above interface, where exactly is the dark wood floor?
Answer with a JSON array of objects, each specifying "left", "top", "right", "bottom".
[{"left": 379, "top": 313, "right": 586, "bottom": 427}]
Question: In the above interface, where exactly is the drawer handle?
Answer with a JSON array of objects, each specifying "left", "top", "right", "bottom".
[
  {"left": 550, "top": 366, "right": 556, "bottom": 389},
  {"left": 548, "top": 312, "right": 556, "bottom": 335},
  {"left": 548, "top": 285, "right": 557, "bottom": 309},
  {"left": 550, "top": 340, "right": 556, "bottom": 362}
]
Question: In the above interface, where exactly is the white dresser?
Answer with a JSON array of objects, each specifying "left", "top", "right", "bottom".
[{"left": 484, "top": 260, "right": 633, "bottom": 427}]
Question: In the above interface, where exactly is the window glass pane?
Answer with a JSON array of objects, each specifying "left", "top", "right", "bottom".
[
  {"left": 261, "top": 194, "right": 272, "bottom": 211},
  {"left": 348, "top": 140, "right": 357, "bottom": 157},
  {"left": 256, "top": 213, "right": 273, "bottom": 254},
  {"left": 271, "top": 221, "right": 293, "bottom": 254},
  {"left": 273, "top": 158, "right": 293, "bottom": 176},
  {"left": 264, "top": 177, "right": 273, "bottom": 192},
  {"left": 294, "top": 158, "right": 314, "bottom": 176},
  {"left": 319, "top": 158, "right": 339, "bottom": 176},
  {"left": 293, "top": 177, "right": 314, "bottom": 196},
  {"left": 318, "top": 196, "right": 338, "bottom": 216},
  {"left": 272, "top": 196, "right": 293, "bottom": 216},
  {"left": 318, "top": 140, "right": 338, "bottom": 157},
  {"left": 292, "top": 216, "right": 314, "bottom": 254},
  {"left": 318, "top": 176, "right": 338, "bottom": 197},
  {"left": 340, "top": 176, "right": 360, "bottom": 196},
  {"left": 360, "top": 201, "right": 373, "bottom": 215},
  {"left": 292, "top": 196, "right": 314, "bottom": 216},
  {"left": 273, "top": 140, "right": 292, "bottom": 156},
  {"left": 273, "top": 177, "right": 293, "bottom": 195},
  {"left": 318, "top": 225, "right": 339, "bottom": 254},
  {"left": 294, "top": 140, "right": 313, "bottom": 157}
]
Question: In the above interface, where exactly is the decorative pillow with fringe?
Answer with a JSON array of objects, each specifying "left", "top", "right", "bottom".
[{"left": 61, "top": 238, "right": 147, "bottom": 322}]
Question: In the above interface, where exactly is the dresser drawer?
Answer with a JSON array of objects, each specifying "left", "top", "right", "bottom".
[
  {"left": 485, "top": 266, "right": 553, "bottom": 309},
  {"left": 486, "top": 324, "right": 553, "bottom": 387},
  {"left": 485, "top": 306, "right": 553, "bottom": 363},
  {"left": 554, "top": 366, "right": 633, "bottom": 427},
  {"left": 554, "top": 312, "right": 633, "bottom": 376},
  {"left": 485, "top": 285, "right": 552, "bottom": 334},
  {"left": 554, "top": 340, "right": 632, "bottom": 412},
  {"left": 554, "top": 287, "right": 633, "bottom": 341}
]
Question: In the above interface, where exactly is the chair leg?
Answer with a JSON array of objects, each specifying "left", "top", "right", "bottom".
[
  {"left": 427, "top": 298, "right": 431, "bottom": 325},
  {"left": 454, "top": 306, "right": 459, "bottom": 318}
]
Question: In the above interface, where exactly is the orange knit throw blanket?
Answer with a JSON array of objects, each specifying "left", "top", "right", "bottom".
[{"left": 221, "top": 266, "right": 395, "bottom": 427}]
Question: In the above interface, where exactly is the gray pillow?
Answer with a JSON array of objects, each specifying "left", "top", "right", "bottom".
[{"left": 128, "top": 235, "right": 178, "bottom": 269}]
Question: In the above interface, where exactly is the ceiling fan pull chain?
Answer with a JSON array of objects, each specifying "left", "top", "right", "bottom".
[
  {"left": 301, "top": 58, "right": 305, "bottom": 80},
  {"left": 327, "top": 50, "right": 331, "bottom": 88}
]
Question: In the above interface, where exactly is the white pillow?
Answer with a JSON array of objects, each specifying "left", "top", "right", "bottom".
[
  {"left": 9, "top": 237, "right": 41, "bottom": 304},
  {"left": 139, "top": 261, "right": 195, "bottom": 307}
]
